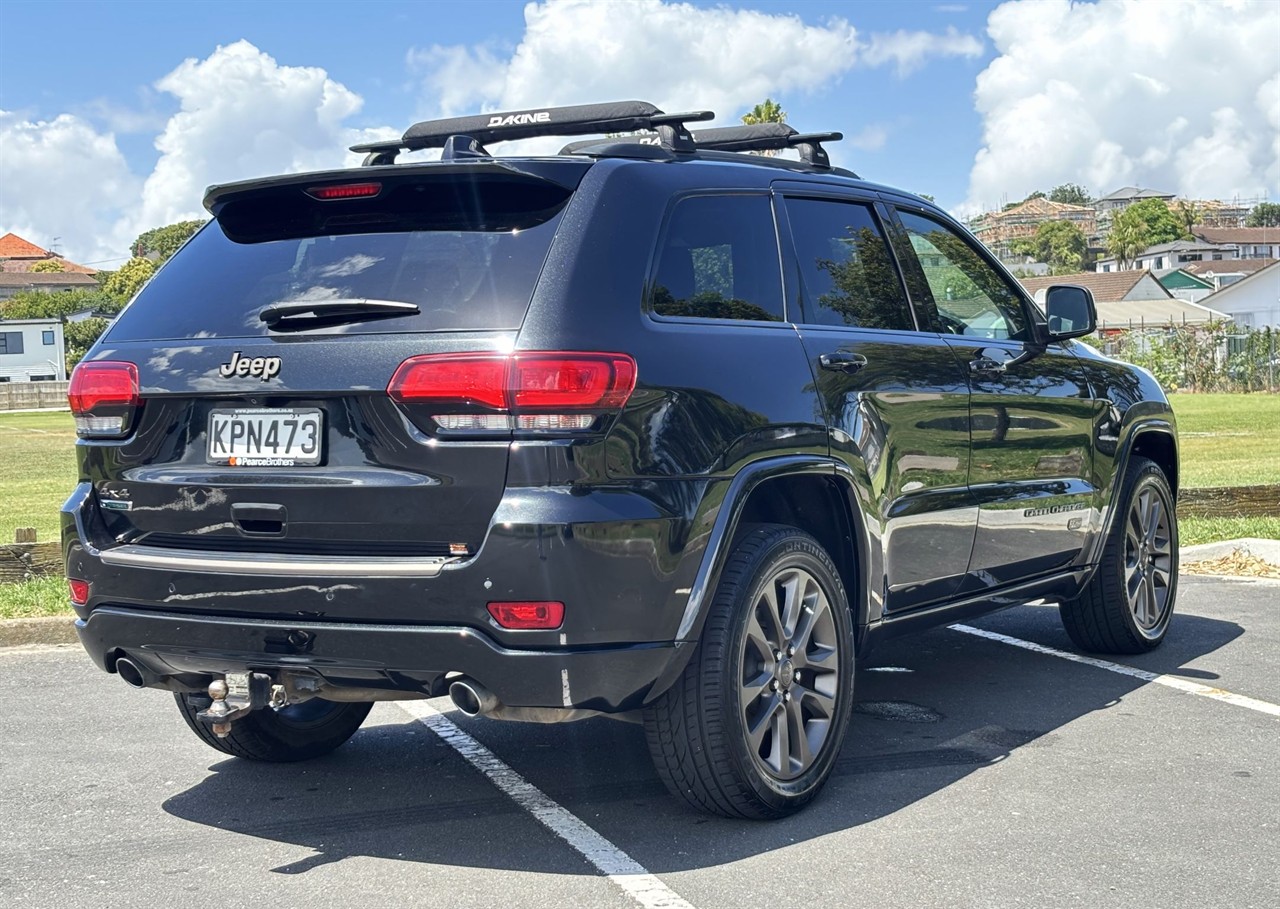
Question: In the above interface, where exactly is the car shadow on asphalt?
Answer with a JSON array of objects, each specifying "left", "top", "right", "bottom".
[{"left": 161, "top": 607, "right": 1243, "bottom": 876}]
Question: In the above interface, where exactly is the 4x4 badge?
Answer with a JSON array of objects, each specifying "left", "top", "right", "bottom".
[{"left": 218, "top": 351, "right": 281, "bottom": 381}]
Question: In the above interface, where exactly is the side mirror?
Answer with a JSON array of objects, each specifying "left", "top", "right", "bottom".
[{"left": 1043, "top": 285, "right": 1097, "bottom": 341}]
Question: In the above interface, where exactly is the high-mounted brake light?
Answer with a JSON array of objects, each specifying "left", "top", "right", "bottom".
[
  {"left": 387, "top": 352, "right": 637, "bottom": 435},
  {"left": 487, "top": 601, "right": 565, "bottom": 630},
  {"left": 68, "top": 361, "right": 140, "bottom": 438},
  {"left": 305, "top": 182, "right": 382, "bottom": 200}
]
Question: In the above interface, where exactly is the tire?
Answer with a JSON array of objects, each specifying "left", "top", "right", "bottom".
[
  {"left": 1059, "top": 456, "right": 1178, "bottom": 654},
  {"left": 644, "top": 524, "right": 856, "bottom": 819},
  {"left": 174, "top": 694, "right": 372, "bottom": 762}
]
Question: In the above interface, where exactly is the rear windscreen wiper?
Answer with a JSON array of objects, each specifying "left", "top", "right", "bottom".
[{"left": 259, "top": 298, "right": 420, "bottom": 329}]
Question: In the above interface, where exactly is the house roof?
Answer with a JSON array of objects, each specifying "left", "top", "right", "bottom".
[
  {"left": 0, "top": 232, "right": 51, "bottom": 258},
  {"left": 1018, "top": 270, "right": 1166, "bottom": 302},
  {"left": 1096, "top": 186, "right": 1175, "bottom": 203},
  {"left": 1184, "top": 258, "right": 1277, "bottom": 276},
  {"left": 0, "top": 232, "right": 97, "bottom": 273},
  {"left": 1095, "top": 298, "right": 1226, "bottom": 328},
  {"left": 1191, "top": 226, "right": 1280, "bottom": 245},
  {"left": 1132, "top": 238, "right": 1224, "bottom": 256},
  {"left": 1152, "top": 268, "right": 1214, "bottom": 289},
  {"left": 0, "top": 272, "right": 99, "bottom": 288}
]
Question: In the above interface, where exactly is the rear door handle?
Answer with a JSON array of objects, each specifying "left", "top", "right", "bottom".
[{"left": 819, "top": 352, "right": 868, "bottom": 374}]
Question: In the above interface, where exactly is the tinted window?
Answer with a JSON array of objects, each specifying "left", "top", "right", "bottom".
[
  {"left": 0, "top": 331, "right": 23, "bottom": 355},
  {"left": 897, "top": 210, "right": 1029, "bottom": 341},
  {"left": 107, "top": 191, "right": 566, "bottom": 342},
  {"left": 785, "top": 198, "right": 913, "bottom": 331},
  {"left": 651, "top": 195, "right": 784, "bottom": 322}
]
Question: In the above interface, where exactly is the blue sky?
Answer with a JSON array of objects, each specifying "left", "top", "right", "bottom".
[{"left": 2, "top": 0, "right": 1277, "bottom": 264}]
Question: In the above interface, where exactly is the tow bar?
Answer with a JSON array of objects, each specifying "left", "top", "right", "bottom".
[{"left": 197, "top": 672, "right": 287, "bottom": 737}]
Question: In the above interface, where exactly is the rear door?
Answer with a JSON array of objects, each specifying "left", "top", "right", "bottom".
[
  {"left": 83, "top": 164, "right": 584, "bottom": 575},
  {"left": 777, "top": 187, "right": 976, "bottom": 613},
  {"left": 888, "top": 204, "right": 1098, "bottom": 589}
]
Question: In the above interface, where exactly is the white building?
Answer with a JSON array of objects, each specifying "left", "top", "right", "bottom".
[
  {"left": 0, "top": 318, "right": 66, "bottom": 382},
  {"left": 1195, "top": 261, "right": 1280, "bottom": 328}
]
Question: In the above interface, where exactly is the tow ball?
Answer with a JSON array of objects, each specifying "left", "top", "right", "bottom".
[{"left": 197, "top": 672, "right": 288, "bottom": 737}]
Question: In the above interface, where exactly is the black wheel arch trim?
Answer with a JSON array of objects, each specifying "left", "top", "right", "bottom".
[
  {"left": 648, "top": 455, "right": 870, "bottom": 700},
  {"left": 1085, "top": 417, "right": 1178, "bottom": 568}
]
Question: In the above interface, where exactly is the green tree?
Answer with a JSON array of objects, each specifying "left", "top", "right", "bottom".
[
  {"left": 130, "top": 219, "right": 206, "bottom": 262},
  {"left": 1172, "top": 199, "right": 1201, "bottom": 239},
  {"left": 918, "top": 193, "right": 936, "bottom": 203},
  {"left": 1107, "top": 207, "right": 1151, "bottom": 268},
  {"left": 100, "top": 256, "right": 156, "bottom": 302},
  {"left": 63, "top": 318, "right": 111, "bottom": 369},
  {"left": 1124, "top": 198, "right": 1181, "bottom": 246},
  {"left": 0, "top": 288, "right": 119, "bottom": 321},
  {"left": 741, "top": 98, "right": 787, "bottom": 125},
  {"left": 30, "top": 259, "right": 65, "bottom": 273},
  {"left": 1048, "top": 183, "right": 1092, "bottom": 205},
  {"left": 1010, "top": 220, "right": 1087, "bottom": 274},
  {"left": 1245, "top": 202, "right": 1280, "bottom": 227}
]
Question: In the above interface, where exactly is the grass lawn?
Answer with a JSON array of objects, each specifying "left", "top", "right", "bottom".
[
  {"left": 1170, "top": 393, "right": 1280, "bottom": 487},
  {"left": 1, "top": 396, "right": 1277, "bottom": 620},
  {"left": 0, "top": 409, "right": 76, "bottom": 544}
]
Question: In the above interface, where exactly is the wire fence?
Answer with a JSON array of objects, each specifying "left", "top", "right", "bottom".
[{"left": 1086, "top": 322, "right": 1277, "bottom": 393}]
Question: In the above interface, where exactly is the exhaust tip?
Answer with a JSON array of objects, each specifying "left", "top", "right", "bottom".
[
  {"left": 448, "top": 679, "right": 497, "bottom": 717},
  {"left": 115, "top": 656, "right": 146, "bottom": 689}
]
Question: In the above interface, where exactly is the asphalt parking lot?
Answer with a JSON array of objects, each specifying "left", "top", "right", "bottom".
[{"left": 3, "top": 574, "right": 1277, "bottom": 909}]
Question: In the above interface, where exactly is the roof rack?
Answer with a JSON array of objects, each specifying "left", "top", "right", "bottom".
[
  {"left": 350, "top": 100, "right": 714, "bottom": 166},
  {"left": 559, "top": 121, "right": 844, "bottom": 168}
]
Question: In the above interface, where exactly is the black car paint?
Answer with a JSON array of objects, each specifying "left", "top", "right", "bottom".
[{"left": 65, "top": 152, "right": 1178, "bottom": 711}]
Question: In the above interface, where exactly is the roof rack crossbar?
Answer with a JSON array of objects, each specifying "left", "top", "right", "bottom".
[
  {"left": 350, "top": 101, "right": 713, "bottom": 165},
  {"left": 559, "top": 122, "right": 844, "bottom": 169}
]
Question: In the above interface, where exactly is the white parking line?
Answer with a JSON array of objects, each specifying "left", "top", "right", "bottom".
[
  {"left": 950, "top": 623, "right": 1280, "bottom": 719},
  {"left": 398, "top": 701, "right": 695, "bottom": 909}
]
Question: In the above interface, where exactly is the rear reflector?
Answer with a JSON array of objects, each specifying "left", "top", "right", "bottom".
[
  {"left": 487, "top": 601, "right": 565, "bottom": 630},
  {"left": 68, "top": 578, "right": 89, "bottom": 606},
  {"left": 305, "top": 182, "right": 382, "bottom": 200},
  {"left": 68, "top": 361, "right": 140, "bottom": 438}
]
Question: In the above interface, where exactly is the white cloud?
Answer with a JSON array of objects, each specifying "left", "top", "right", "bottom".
[
  {"left": 0, "top": 111, "right": 141, "bottom": 262},
  {"left": 408, "top": 0, "right": 981, "bottom": 150},
  {"left": 848, "top": 124, "right": 890, "bottom": 151},
  {"left": 0, "top": 42, "right": 385, "bottom": 264},
  {"left": 965, "top": 0, "right": 1280, "bottom": 213}
]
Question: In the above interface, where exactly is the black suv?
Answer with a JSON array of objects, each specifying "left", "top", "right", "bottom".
[{"left": 65, "top": 101, "right": 1179, "bottom": 819}]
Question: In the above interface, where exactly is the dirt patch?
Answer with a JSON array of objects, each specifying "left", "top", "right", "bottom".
[{"left": 1182, "top": 551, "right": 1280, "bottom": 579}]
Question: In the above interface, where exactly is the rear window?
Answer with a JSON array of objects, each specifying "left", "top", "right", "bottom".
[{"left": 107, "top": 174, "right": 570, "bottom": 341}]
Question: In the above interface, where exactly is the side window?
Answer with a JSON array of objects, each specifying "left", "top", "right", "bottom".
[
  {"left": 650, "top": 195, "right": 784, "bottom": 323},
  {"left": 897, "top": 210, "right": 1030, "bottom": 341},
  {"left": 784, "top": 197, "right": 914, "bottom": 331}
]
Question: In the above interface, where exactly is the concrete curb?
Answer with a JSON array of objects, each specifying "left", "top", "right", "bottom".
[
  {"left": 2, "top": 538, "right": 1276, "bottom": 649},
  {"left": 1180, "top": 537, "right": 1280, "bottom": 564},
  {"left": 0, "top": 616, "right": 78, "bottom": 648}
]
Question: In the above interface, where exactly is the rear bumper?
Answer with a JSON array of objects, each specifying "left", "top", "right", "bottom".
[{"left": 77, "top": 606, "right": 682, "bottom": 711}]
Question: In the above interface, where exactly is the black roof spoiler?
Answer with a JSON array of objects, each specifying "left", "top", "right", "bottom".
[
  {"left": 558, "top": 121, "right": 843, "bottom": 168},
  {"left": 350, "top": 100, "right": 713, "bottom": 166}
]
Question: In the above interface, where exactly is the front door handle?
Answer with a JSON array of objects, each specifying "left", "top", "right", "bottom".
[{"left": 819, "top": 352, "right": 868, "bottom": 374}]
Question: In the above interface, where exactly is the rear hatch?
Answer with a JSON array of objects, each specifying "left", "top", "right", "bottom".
[{"left": 76, "top": 161, "right": 589, "bottom": 565}]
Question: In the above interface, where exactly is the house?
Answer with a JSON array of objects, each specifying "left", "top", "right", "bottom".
[
  {"left": 1094, "top": 238, "right": 1234, "bottom": 273},
  {"left": 1094, "top": 186, "right": 1176, "bottom": 217},
  {"left": 0, "top": 318, "right": 66, "bottom": 382},
  {"left": 1193, "top": 260, "right": 1280, "bottom": 328},
  {"left": 0, "top": 271, "right": 100, "bottom": 301},
  {"left": 968, "top": 197, "right": 1096, "bottom": 254},
  {"left": 1018, "top": 270, "right": 1225, "bottom": 331},
  {"left": 1019, "top": 270, "right": 1173, "bottom": 303},
  {"left": 1184, "top": 258, "right": 1277, "bottom": 290},
  {"left": 0, "top": 232, "right": 97, "bottom": 274},
  {"left": 1153, "top": 268, "right": 1215, "bottom": 304},
  {"left": 1189, "top": 226, "right": 1280, "bottom": 261}
]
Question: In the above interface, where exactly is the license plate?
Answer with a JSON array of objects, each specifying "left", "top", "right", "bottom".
[{"left": 207, "top": 408, "right": 323, "bottom": 467}]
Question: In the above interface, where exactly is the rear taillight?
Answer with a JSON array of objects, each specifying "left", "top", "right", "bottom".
[
  {"left": 388, "top": 352, "right": 636, "bottom": 435},
  {"left": 68, "top": 360, "right": 140, "bottom": 438}
]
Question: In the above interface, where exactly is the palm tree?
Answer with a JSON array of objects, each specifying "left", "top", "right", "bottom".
[{"left": 742, "top": 98, "right": 787, "bottom": 125}]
